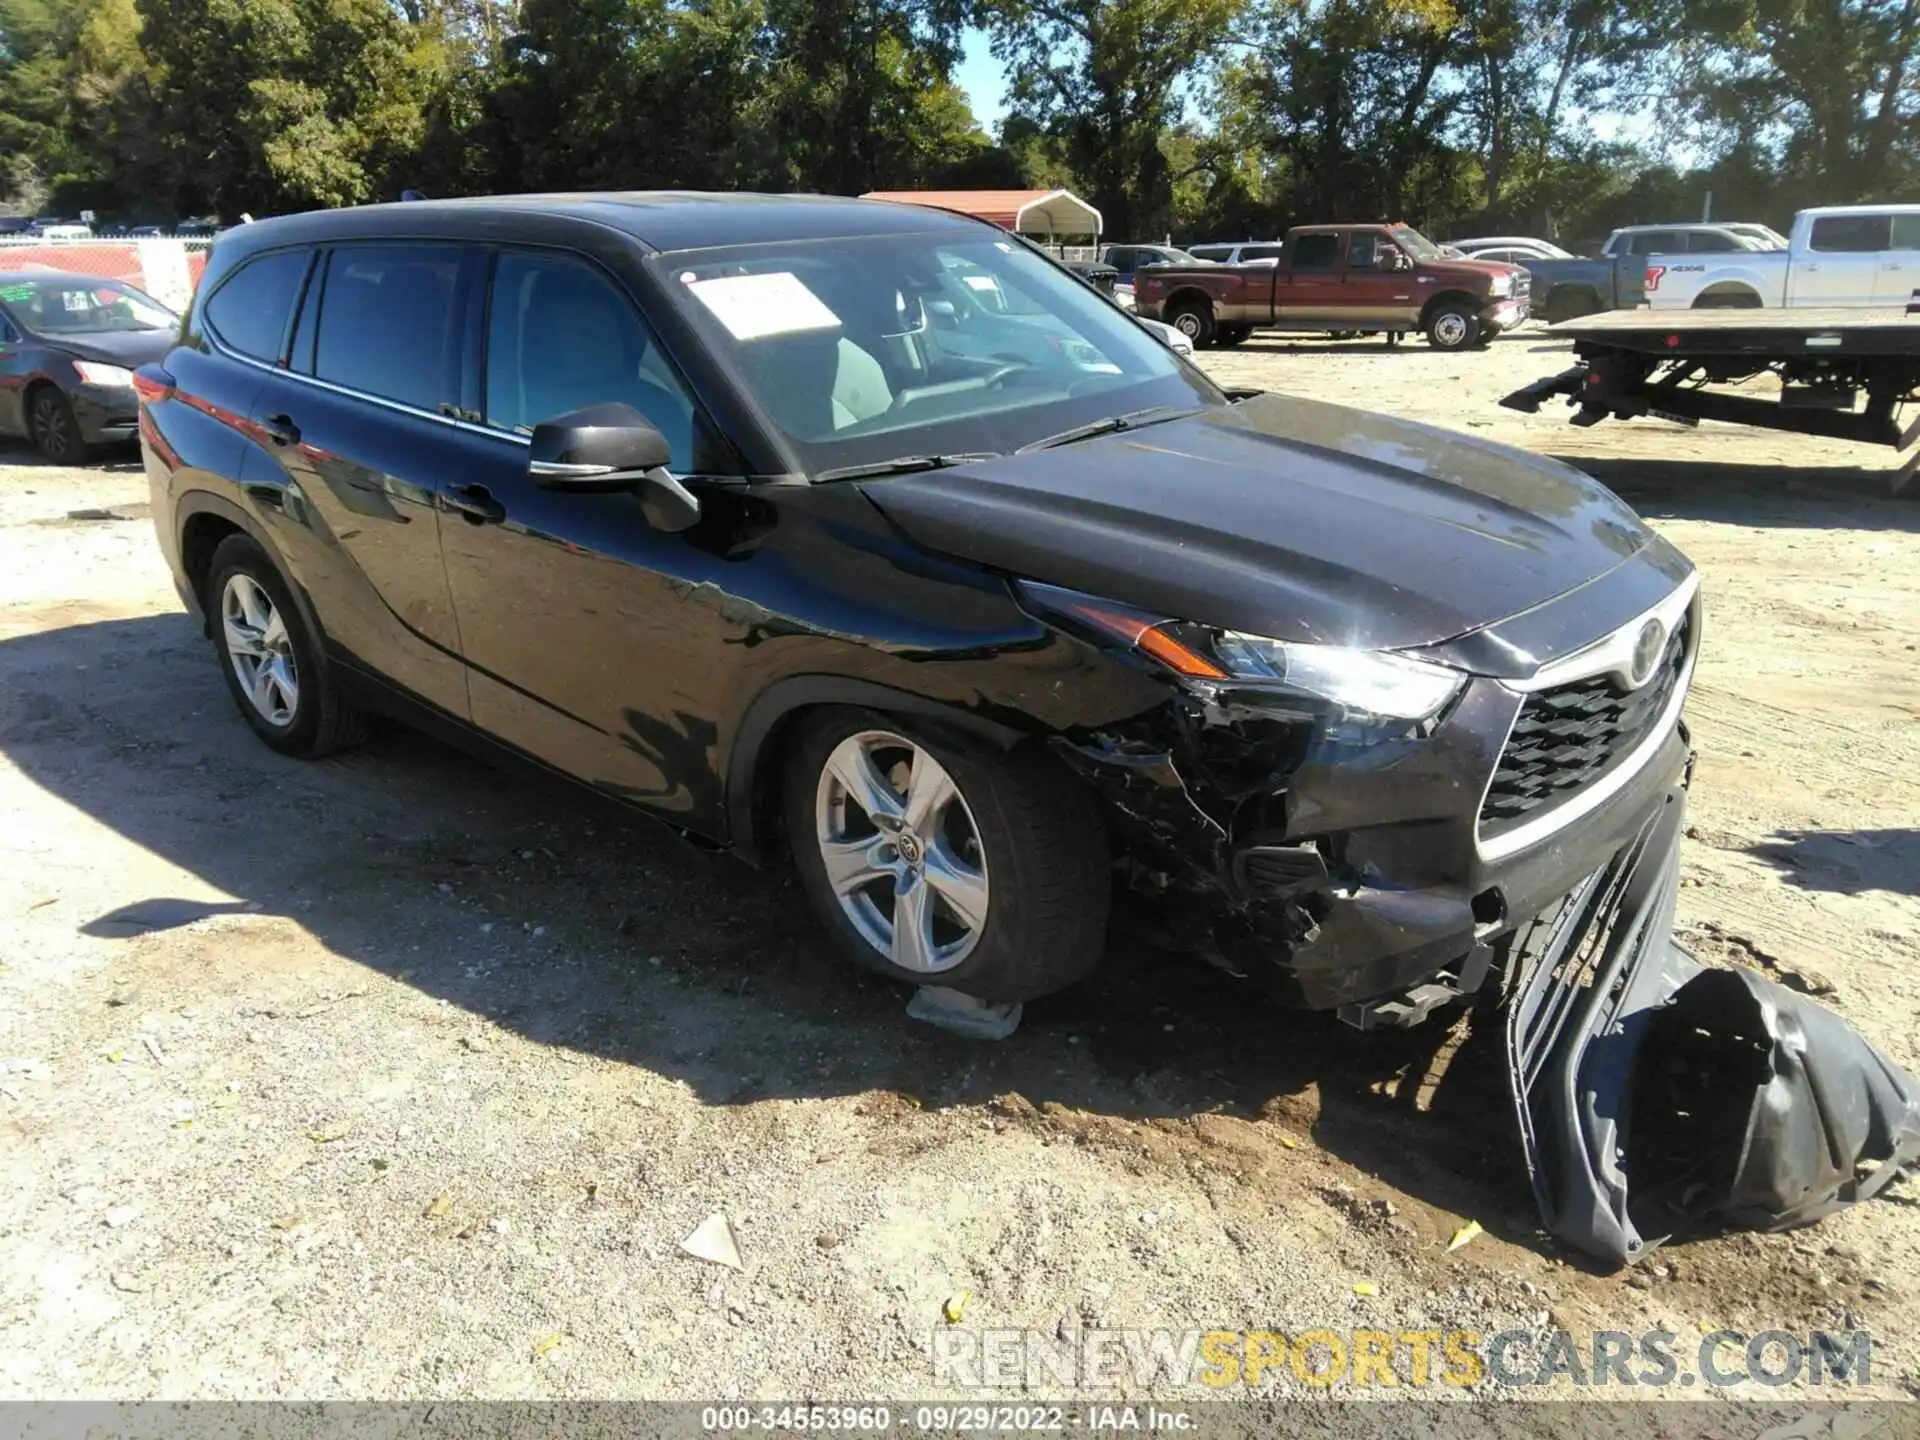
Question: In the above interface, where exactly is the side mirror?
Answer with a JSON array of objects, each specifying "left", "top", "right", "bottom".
[{"left": 527, "top": 402, "right": 700, "bottom": 533}]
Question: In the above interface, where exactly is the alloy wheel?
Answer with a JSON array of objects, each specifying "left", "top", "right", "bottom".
[
  {"left": 31, "top": 392, "right": 75, "bottom": 461},
  {"left": 813, "top": 729, "right": 990, "bottom": 974},
  {"left": 221, "top": 573, "right": 300, "bottom": 728}
]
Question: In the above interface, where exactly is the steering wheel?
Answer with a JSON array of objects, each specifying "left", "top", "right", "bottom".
[{"left": 982, "top": 361, "right": 1029, "bottom": 389}]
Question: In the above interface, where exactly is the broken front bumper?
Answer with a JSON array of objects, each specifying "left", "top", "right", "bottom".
[{"left": 1508, "top": 784, "right": 1920, "bottom": 1265}]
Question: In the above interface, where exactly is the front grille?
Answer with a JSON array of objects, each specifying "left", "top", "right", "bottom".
[{"left": 1479, "top": 611, "right": 1690, "bottom": 841}]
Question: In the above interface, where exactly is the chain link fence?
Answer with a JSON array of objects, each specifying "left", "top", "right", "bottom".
[{"left": 0, "top": 237, "right": 213, "bottom": 313}]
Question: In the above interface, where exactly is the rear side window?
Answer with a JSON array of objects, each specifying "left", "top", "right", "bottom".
[
  {"left": 1892, "top": 215, "right": 1920, "bottom": 251},
  {"left": 1189, "top": 246, "right": 1230, "bottom": 261},
  {"left": 1290, "top": 233, "right": 1341, "bottom": 269},
  {"left": 204, "top": 250, "right": 309, "bottom": 362},
  {"left": 1628, "top": 232, "right": 1678, "bottom": 255},
  {"left": 1243, "top": 246, "right": 1285, "bottom": 261},
  {"left": 1686, "top": 231, "right": 1741, "bottom": 253},
  {"left": 1809, "top": 215, "right": 1892, "bottom": 252},
  {"left": 313, "top": 244, "right": 463, "bottom": 409}
]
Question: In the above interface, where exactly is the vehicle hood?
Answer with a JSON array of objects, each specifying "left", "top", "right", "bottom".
[
  {"left": 38, "top": 328, "right": 176, "bottom": 368},
  {"left": 857, "top": 392, "right": 1657, "bottom": 653},
  {"left": 1424, "top": 257, "right": 1521, "bottom": 287}
]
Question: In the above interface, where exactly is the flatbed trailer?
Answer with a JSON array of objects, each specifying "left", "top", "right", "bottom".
[{"left": 1501, "top": 306, "right": 1920, "bottom": 489}]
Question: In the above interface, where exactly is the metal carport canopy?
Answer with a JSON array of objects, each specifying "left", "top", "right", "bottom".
[{"left": 859, "top": 189, "right": 1103, "bottom": 238}]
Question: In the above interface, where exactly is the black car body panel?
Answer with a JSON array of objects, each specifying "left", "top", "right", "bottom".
[
  {"left": 859, "top": 392, "right": 1660, "bottom": 657},
  {"left": 142, "top": 192, "right": 1700, "bottom": 1013}
]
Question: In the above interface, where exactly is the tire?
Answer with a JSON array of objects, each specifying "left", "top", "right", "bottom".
[
  {"left": 1425, "top": 301, "right": 1481, "bottom": 351},
  {"left": 1165, "top": 299, "right": 1215, "bottom": 349},
  {"left": 1217, "top": 324, "right": 1253, "bottom": 347},
  {"left": 1542, "top": 288, "right": 1602, "bottom": 325},
  {"left": 28, "top": 386, "right": 89, "bottom": 465},
  {"left": 206, "top": 533, "right": 370, "bottom": 758},
  {"left": 782, "top": 708, "right": 1110, "bottom": 1003}
]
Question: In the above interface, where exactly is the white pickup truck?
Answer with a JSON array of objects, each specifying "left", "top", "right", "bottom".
[{"left": 1643, "top": 204, "right": 1920, "bottom": 310}]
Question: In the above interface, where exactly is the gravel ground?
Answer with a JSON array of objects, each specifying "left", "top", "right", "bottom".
[{"left": 1, "top": 331, "right": 1916, "bottom": 1403}]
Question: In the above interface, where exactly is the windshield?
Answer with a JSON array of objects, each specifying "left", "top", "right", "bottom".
[
  {"left": 1389, "top": 226, "right": 1445, "bottom": 260},
  {"left": 652, "top": 231, "right": 1221, "bottom": 473},
  {"left": 0, "top": 276, "right": 175, "bottom": 334}
]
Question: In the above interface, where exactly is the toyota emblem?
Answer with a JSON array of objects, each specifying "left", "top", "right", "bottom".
[{"left": 1629, "top": 619, "right": 1667, "bottom": 688}]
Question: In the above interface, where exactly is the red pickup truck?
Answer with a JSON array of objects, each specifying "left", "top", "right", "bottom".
[{"left": 1133, "top": 224, "right": 1530, "bottom": 352}]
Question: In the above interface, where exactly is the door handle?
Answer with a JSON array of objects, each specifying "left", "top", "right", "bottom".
[
  {"left": 259, "top": 413, "right": 300, "bottom": 447},
  {"left": 443, "top": 483, "right": 506, "bottom": 525}
]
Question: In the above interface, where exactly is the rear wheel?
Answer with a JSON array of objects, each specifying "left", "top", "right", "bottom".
[
  {"left": 1693, "top": 290, "right": 1762, "bottom": 310},
  {"left": 1165, "top": 299, "right": 1216, "bottom": 349},
  {"left": 1425, "top": 302, "right": 1481, "bottom": 351},
  {"left": 783, "top": 709, "right": 1110, "bottom": 1003},
  {"left": 206, "top": 533, "right": 369, "bottom": 758},
  {"left": 28, "top": 387, "right": 87, "bottom": 465},
  {"left": 1542, "top": 288, "right": 1602, "bottom": 325}
]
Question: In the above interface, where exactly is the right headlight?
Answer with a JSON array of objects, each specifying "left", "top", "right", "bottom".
[
  {"left": 1017, "top": 582, "right": 1467, "bottom": 728},
  {"left": 1208, "top": 630, "right": 1465, "bottom": 721}
]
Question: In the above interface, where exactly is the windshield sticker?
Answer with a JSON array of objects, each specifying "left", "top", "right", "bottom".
[
  {"left": 994, "top": 241, "right": 1013, "bottom": 252},
  {"left": 961, "top": 275, "right": 1000, "bottom": 292},
  {"left": 0, "top": 284, "right": 31, "bottom": 302},
  {"left": 686, "top": 271, "right": 841, "bottom": 341},
  {"left": 63, "top": 291, "right": 89, "bottom": 311}
]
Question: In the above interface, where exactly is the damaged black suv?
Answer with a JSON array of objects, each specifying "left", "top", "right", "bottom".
[{"left": 141, "top": 193, "right": 1699, "bottom": 1024}]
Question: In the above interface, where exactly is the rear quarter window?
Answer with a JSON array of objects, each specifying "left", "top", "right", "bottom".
[
  {"left": 1809, "top": 215, "right": 1892, "bottom": 252},
  {"left": 1289, "top": 233, "right": 1341, "bottom": 269},
  {"left": 313, "top": 244, "right": 464, "bottom": 409},
  {"left": 203, "top": 249, "right": 310, "bottom": 363}
]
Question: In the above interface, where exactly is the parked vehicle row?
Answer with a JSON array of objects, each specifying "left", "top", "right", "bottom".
[
  {"left": 134, "top": 192, "right": 1698, "bottom": 1034},
  {"left": 0, "top": 271, "right": 180, "bottom": 461},
  {"left": 1133, "top": 223, "right": 1529, "bottom": 351}
]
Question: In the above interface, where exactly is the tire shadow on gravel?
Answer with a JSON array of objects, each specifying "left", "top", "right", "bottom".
[{"left": 4, "top": 611, "right": 1564, "bottom": 1264}]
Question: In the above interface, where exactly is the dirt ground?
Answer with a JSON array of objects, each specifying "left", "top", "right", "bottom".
[{"left": 1, "top": 331, "right": 1916, "bottom": 1404}]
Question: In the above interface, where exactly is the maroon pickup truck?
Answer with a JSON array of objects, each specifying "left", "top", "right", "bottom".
[{"left": 1133, "top": 224, "right": 1530, "bottom": 352}]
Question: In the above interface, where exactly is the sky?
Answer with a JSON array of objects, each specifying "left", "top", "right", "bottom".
[{"left": 954, "top": 28, "right": 1009, "bottom": 134}]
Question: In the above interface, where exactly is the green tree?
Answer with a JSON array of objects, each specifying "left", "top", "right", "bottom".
[
  {"left": 981, "top": 0, "right": 1247, "bottom": 239},
  {"left": 1673, "top": 0, "right": 1919, "bottom": 199},
  {"left": 134, "top": 0, "right": 439, "bottom": 215}
]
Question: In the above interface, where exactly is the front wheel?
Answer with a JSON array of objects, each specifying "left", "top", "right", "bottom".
[
  {"left": 1425, "top": 302, "right": 1482, "bottom": 351},
  {"left": 783, "top": 710, "right": 1110, "bottom": 1002},
  {"left": 1165, "top": 299, "right": 1215, "bottom": 349},
  {"left": 28, "top": 387, "right": 88, "bottom": 465}
]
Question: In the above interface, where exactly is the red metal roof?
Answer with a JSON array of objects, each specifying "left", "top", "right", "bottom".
[{"left": 860, "top": 189, "right": 1102, "bottom": 236}]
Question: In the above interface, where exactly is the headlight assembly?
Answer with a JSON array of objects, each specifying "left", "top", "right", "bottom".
[{"left": 1017, "top": 582, "right": 1467, "bottom": 727}]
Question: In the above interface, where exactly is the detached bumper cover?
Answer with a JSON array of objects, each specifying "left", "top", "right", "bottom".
[{"left": 1508, "top": 787, "right": 1920, "bottom": 1265}]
